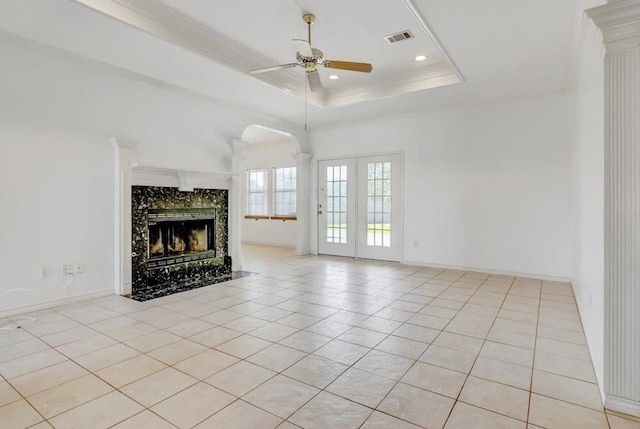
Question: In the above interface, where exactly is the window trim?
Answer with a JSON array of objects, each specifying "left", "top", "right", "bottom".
[
  {"left": 246, "top": 168, "right": 269, "bottom": 216},
  {"left": 272, "top": 166, "right": 297, "bottom": 217},
  {"left": 245, "top": 166, "right": 298, "bottom": 220}
]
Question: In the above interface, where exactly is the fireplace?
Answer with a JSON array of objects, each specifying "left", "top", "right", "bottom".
[
  {"left": 147, "top": 208, "right": 215, "bottom": 269},
  {"left": 131, "top": 186, "right": 231, "bottom": 301}
]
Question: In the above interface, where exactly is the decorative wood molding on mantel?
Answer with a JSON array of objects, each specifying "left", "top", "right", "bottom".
[
  {"left": 130, "top": 163, "right": 235, "bottom": 191},
  {"left": 108, "top": 137, "right": 140, "bottom": 296}
]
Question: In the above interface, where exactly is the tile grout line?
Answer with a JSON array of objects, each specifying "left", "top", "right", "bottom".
[
  {"left": 525, "top": 277, "right": 543, "bottom": 426},
  {"left": 1, "top": 250, "right": 624, "bottom": 429},
  {"left": 440, "top": 273, "right": 519, "bottom": 428}
]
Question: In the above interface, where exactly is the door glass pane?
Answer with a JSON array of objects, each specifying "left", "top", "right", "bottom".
[
  {"left": 366, "top": 162, "right": 391, "bottom": 247},
  {"left": 326, "top": 165, "right": 348, "bottom": 244}
]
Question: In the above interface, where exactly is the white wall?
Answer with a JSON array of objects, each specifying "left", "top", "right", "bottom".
[
  {"left": 569, "top": 1, "right": 606, "bottom": 395},
  {"left": 0, "top": 114, "right": 115, "bottom": 313},
  {"left": 241, "top": 141, "right": 297, "bottom": 248},
  {"left": 0, "top": 39, "right": 302, "bottom": 313},
  {"left": 311, "top": 95, "right": 574, "bottom": 279}
]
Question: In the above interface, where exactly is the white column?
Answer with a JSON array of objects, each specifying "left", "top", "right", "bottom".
[
  {"left": 229, "top": 139, "right": 247, "bottom": 271},
  {"left": 108, "top": 137, "right": 140, "bottom": 296},
  {"left": 588, "top": 0, "right": 640, "bottom": 417},
  {"left": 293, "top": 152, "right": 312, "bottom": 255}
]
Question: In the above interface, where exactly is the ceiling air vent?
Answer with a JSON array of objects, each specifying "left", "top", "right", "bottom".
[{"left": 384, "top": 30, "right": 414, "bottom": 44}]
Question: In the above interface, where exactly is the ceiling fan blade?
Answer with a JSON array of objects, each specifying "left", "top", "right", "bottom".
[
  {"left": 306, "top": 70, "right": 323, "bottom": 92},
  {"left": 249, "top": 63, "right": 298, "bottom": 74},
  {"left": 323, "top": 60, "right": 373, "bottom": 73},
  {"left": 292, "top": 39, "right": 313, "bottom": 57}
]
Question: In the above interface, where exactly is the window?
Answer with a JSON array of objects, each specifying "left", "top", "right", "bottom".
[
  {"left": 274, "top": 167, "right": 297, "bottom": 216},
  {"left": 247, "top": 169, "right": 268, "bottom": 216},
  {"left": 246, "top": 167, "right": 297, "bottom": 218}
]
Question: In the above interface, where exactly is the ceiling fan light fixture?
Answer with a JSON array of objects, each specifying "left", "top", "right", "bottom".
[
  {"left": 248, "top": 13, "right": 372, "bottom": 94},
  {"left": 414, "top": 55, "right": 427, "bottom": 62}
]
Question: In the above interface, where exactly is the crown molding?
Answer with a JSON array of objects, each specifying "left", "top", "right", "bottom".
[
  {"left": 72, "top": 0, "right": 461, "bottom": 107},
  {"left": 587, "top": 0, "right": 640, "bottom": 53}
]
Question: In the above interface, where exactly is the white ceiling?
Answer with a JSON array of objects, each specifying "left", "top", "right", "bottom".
[
  {"left": 157, "top": 0, "right": 455, "bottom": 90},
  {"left": 0, "top": 0, "right": 581, "bottom": 129}
]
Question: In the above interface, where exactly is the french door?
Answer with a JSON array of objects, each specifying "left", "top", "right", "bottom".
[{"left": 318, "top": 154, "right": 402, "bottom": 262}]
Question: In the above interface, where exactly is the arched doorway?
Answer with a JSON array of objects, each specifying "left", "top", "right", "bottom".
[{"left": 230, "top": 125, "right": 311, "bottom": 270}]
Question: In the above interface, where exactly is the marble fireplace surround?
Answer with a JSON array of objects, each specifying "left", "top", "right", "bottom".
[
  {"left": 131, "top": 186, "right": 231, "bottom": 301},
  {"left": 110, "top": 137, "right": 239, "bottom": 299}
]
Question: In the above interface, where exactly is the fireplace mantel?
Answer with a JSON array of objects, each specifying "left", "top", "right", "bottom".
[
  {"left": 109, "top": 137, "right": 242, "bottom": 297},
  {"left": 131, "top": 163, "right": 235, "bottom": 191}
]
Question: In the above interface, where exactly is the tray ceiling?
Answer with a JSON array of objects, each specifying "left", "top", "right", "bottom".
[{"left": 0, "top": 0, "right": 581, "bottom": 128}]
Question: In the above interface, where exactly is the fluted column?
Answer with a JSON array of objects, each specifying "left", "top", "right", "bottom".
[
  {"left": 108, "top": 137, "right": 139, "bottom": 296},
  {"left": 588, "top": 0, "right": 640, "bottom": 416}
]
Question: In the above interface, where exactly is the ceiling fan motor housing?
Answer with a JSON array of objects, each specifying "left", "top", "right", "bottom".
[
  {"left": 248, "top": 12, "right": 372, "bottom": 92},
  {"left": 297, "top": 48, "right": 324, "bottom": 71}
]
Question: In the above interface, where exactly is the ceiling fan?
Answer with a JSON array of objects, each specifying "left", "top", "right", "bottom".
[{"left": 249, "top": 13, "right": 373, "bottom": 92}]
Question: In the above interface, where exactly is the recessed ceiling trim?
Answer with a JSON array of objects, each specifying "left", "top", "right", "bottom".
[
  {"left": 327, "top": 74, "right": 461, "bottom": 107},
  {"left": 72, "top": 0, "right": 306, "bottom": 97},
  {"left": 403, "top": 0, "right": 465, "bottom": 83},
  {"left": 325, "top": 62, "right": 460, "bottom": 107},
  {"left": 71, "top": 0, "right": 462, "bottom": 108}
]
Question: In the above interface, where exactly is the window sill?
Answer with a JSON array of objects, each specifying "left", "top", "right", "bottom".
[
  {"left": 270, "top": 216, "right": 297, "bottom": 221},
  {"left": 244, "top": 215, "right": 297, "bottom": 221}
]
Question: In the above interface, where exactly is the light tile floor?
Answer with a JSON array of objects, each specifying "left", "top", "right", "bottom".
[{"left": 1, "top": 245, "right": 639, "bottom": 428}]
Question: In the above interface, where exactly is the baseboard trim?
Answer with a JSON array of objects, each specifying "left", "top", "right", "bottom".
[
  {"left": 0, "top": 289, "right": 113, "bottom": 319},
  {"left": 242, "top": 241, "right": 296, "bottom": 249},
  {"left": 401, "top": 260, "right": 572, "bottom": 283},
  {"left": 571, "top": 282, "right": 606, "bottom": 404},
  {"left": 606, "top": 395, "right": 640, "bottom": 418}
]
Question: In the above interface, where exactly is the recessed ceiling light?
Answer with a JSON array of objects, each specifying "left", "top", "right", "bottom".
[
  {"left": 328, "top": 75, "right": 339, "bottom": 80},
  {"left": 414, "top": 55, "right": 427, "bottom": 62}
]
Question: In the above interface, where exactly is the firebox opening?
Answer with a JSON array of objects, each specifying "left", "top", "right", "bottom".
[{"left": 147, "top": 208, "right": 215, "bottom": 267}]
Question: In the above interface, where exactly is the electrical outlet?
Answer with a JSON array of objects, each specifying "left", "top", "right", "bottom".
[
  {"left": 40, "top": 266, "right": 50, "bottom": 279},
  {"left": 62, "top": 264, "right": 75, "bottom": 275},
  {"left": 75, "top": 263, "right": 85, "bottom": 274}
]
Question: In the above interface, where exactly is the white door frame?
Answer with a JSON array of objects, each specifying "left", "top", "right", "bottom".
[
  {"left": 316, "top": 151, "right": 403, "bottom": 262},
  {"left": 317, "top": 158, "right": 357, "bottom": 257}
]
